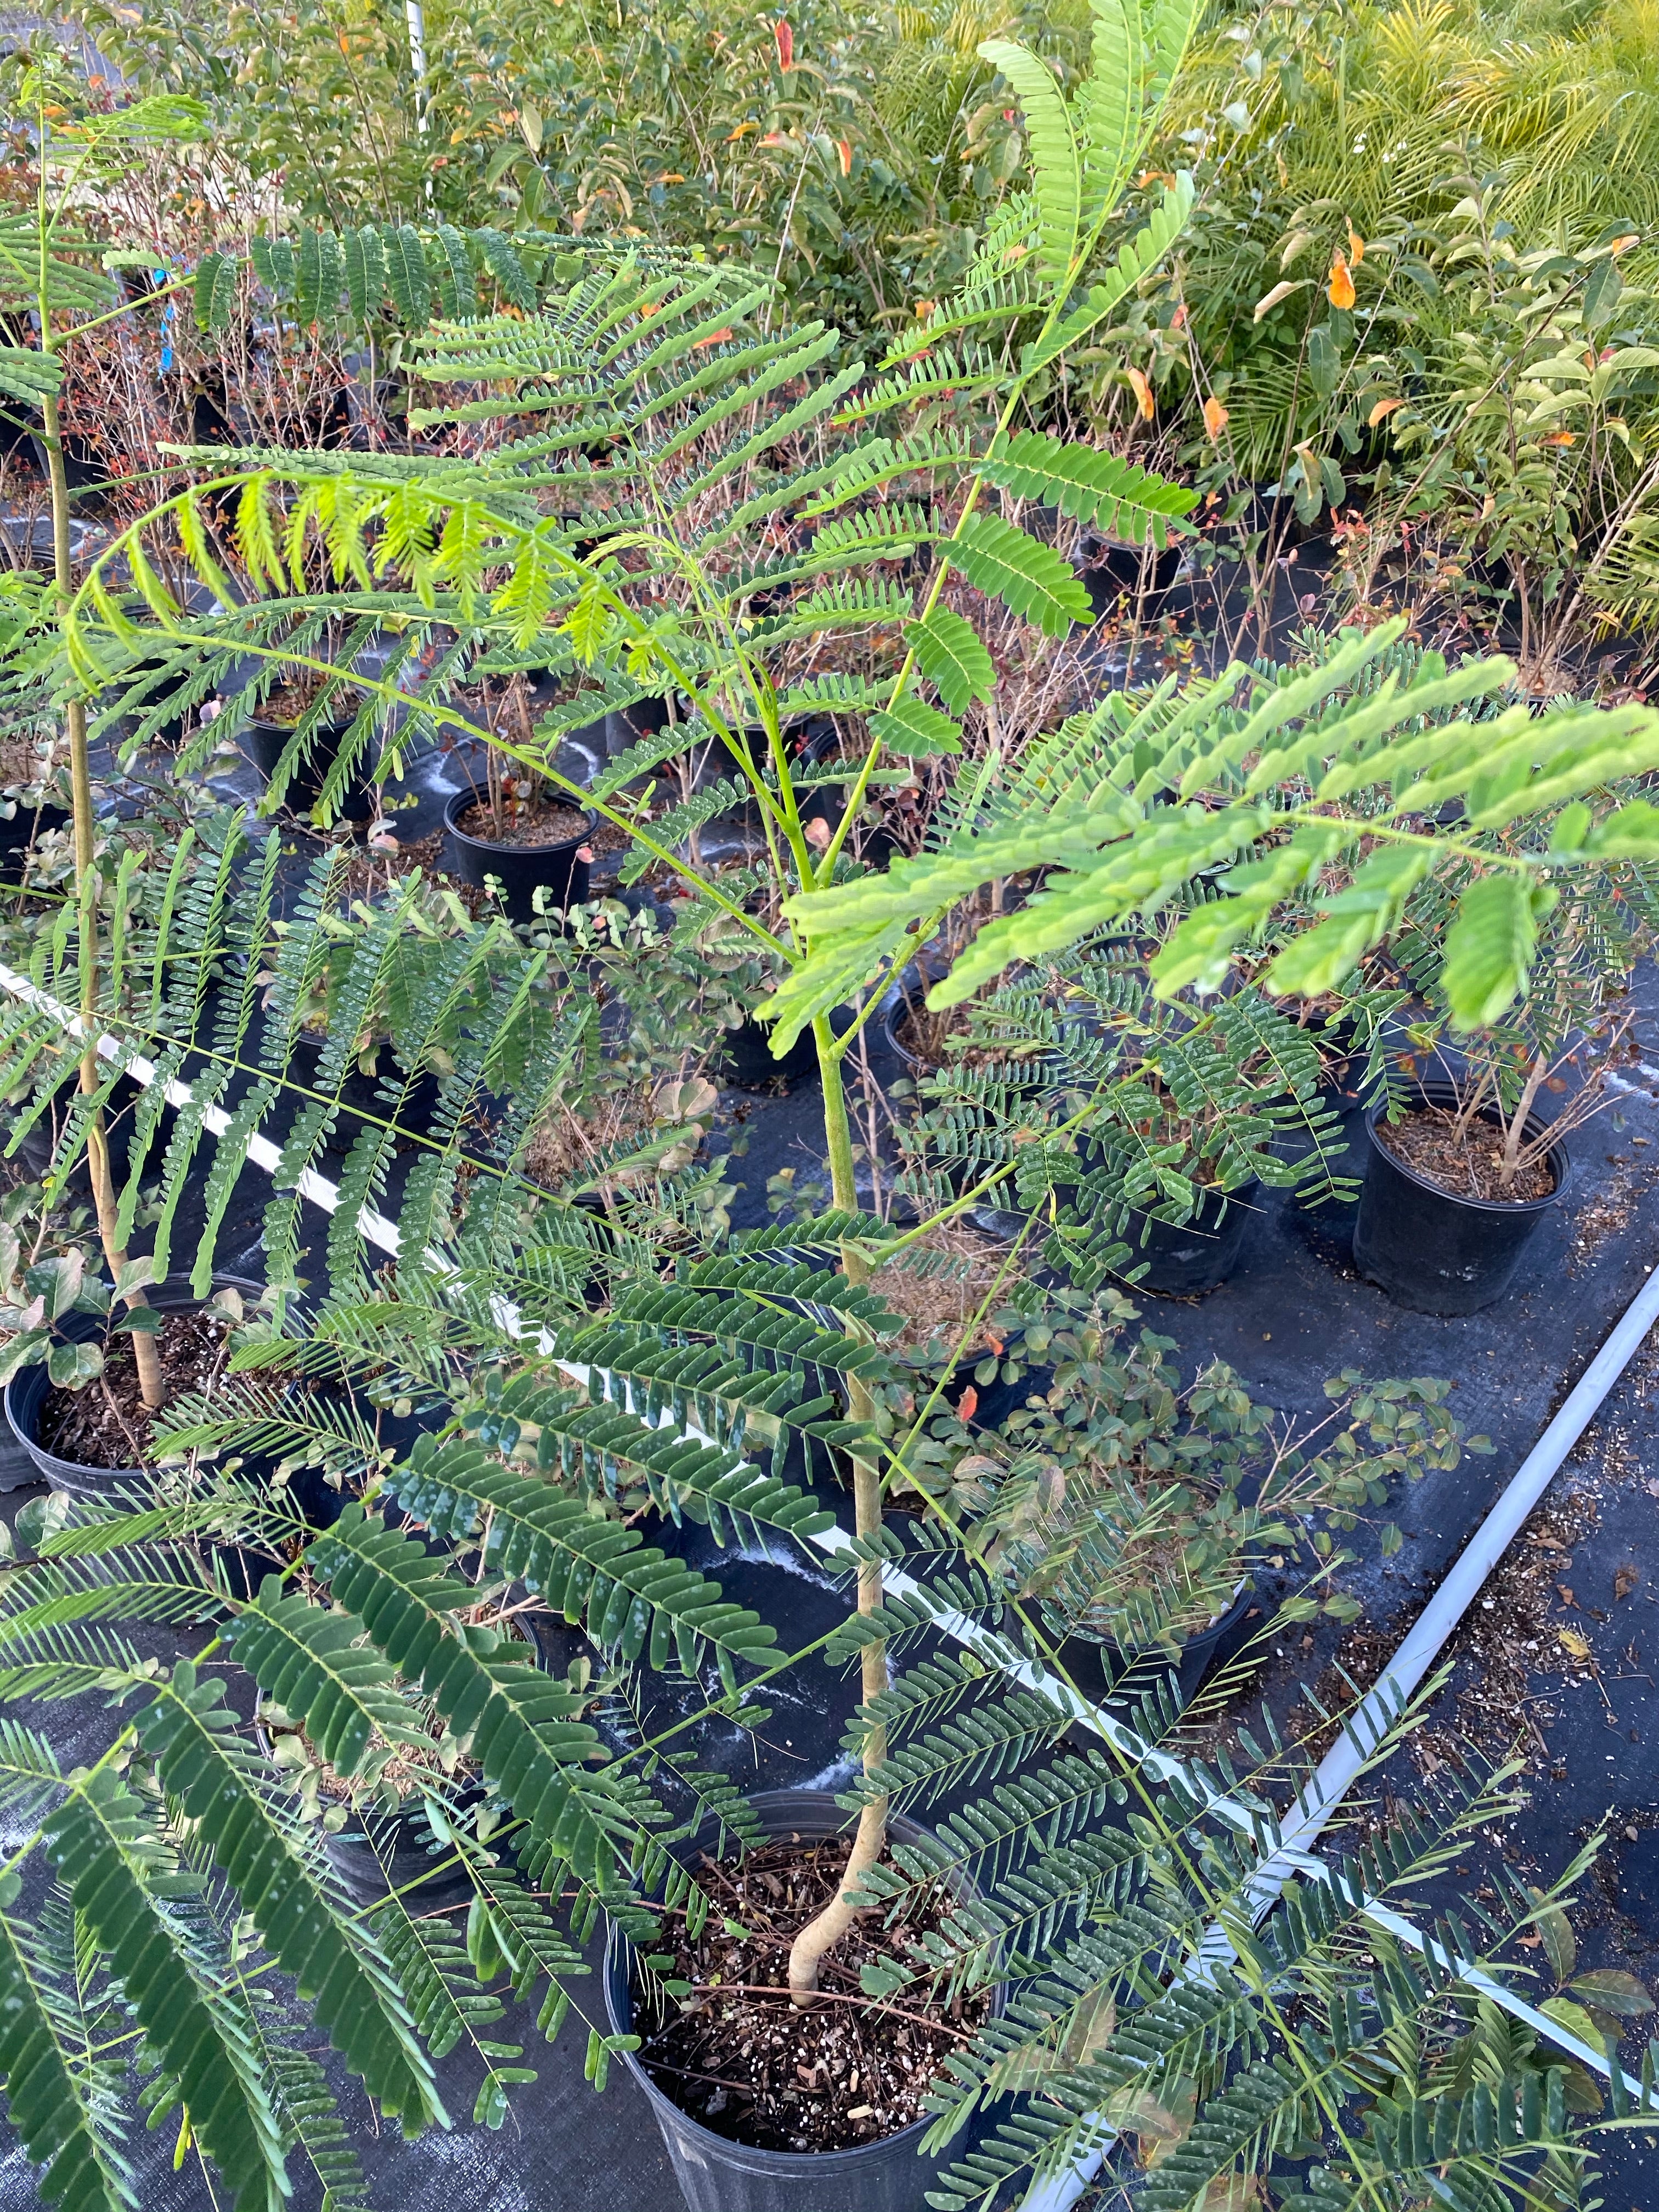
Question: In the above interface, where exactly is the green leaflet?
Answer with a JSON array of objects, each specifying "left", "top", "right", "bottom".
[
  {"left": 343, "top": 225, "right": 385, "bottom": 324},
  {"left": 381, "top": 223, "right": 431, "bottom": 330},
  {"left": 250, "top": 234, "right": 295, "bottom": 303},
  {"left": 977, "top": 40, "right": 1080, "bottom": 283},
  {"left": 305, "top": 1509, "right": 625, "bottom": 1886},
  {"left": 929, "top": 806, "right": 1265, "bottom": 1004},
  {"left": 376, "top": 1444, "right": 780, "bottom": 1673},
  {"left": 952, "top": 510, "right": 1093, "bottom": 636},
  {"left": 0, "top": 1874, "right": 131, "bottom": 2212},
  {"left": 1150, "top": 824, "right": 1350, "bottom": 996},
  {"left": 431, "top": 224, "right": 475, "bottom": 319},
  {"left": 1144, "top": 0, "right": 1201, "bottom": 108},
  {"left": 1077, "top": 0, "right": 1139, "bottom": 233},
  {"left": 134, "top": 1664, "right": 443, "bottom": 2128},
  {"left": 472, "top": 228, "right": 536, "bottom": 312},
  {"left": 0, "top": 344, "right": 63, "bottom": 403},
  {"left": 43, "top": 1768, "right": 289, "bottom": 2211},
  {"left": 1585, "top": 798, "right": 1659, "bottom": 857},
  {"left": 1179, "top": 619, "right": 1407, "bottom": 799},
  {"left": 980, "top": 429, "right": 1195, "bottom": 545},
  {"left": 1440, "top": 874, "right": 1558, "bottom": 1031},
  {"left": 1265, "top": 843, "right": 1435, "bottom": 1000},
  {"left": 227, "top": 1578, "right": 426, "bottom": 1778},
  {"left": 294, "top": 228, "right": 342, "bottom": 328},
  {"left": 870, "top": 693, "right": 965, "bottom": 757},
  {"left": 909, "top": 607, "right": 997, "bottom": 711},
  {"left": 1025, "top": 173, "right": 1195, "bottom": 372},
  {"left": 785, "top": 789, "right": 1141, "bottom": 935}
]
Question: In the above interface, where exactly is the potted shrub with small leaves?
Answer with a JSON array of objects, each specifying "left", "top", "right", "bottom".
[
  {"left": 1, "top": 1239, "right": 266, "bottom": 1499},
  {"left": 444, "top": 675, "right": 595, "bottom": 922},
  {"left": 1351, "top": 845, "right": 1656, "bottom": 1312},
  {"left": 235, "top": 659, "right": 380, "bottom": 827},
  {"left": 913, "top": 1288, "right": 1477, "bottom": 1699}
]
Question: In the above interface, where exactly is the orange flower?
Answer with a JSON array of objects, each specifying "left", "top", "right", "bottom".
[
  {"left": 1327, "top": 252, "right": 1356, "bottom": 311},
  {"left": 1347, "top": 222, "right": 1364, "bottom": 265},
  {"left": 1126, "top": 365, "right": 1155, "bottom": 420},
  {"left": 1201, "top": 395, "right": 1229, "bottom": 440},
  {"left": 774, "top": 16, "right": 793, "bottom": 69},
  {"left": 834, "top": 137, "right": 852, "bottom": 176}
]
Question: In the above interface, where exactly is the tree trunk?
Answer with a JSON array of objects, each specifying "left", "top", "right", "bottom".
[
  {"left": 788, "top": 1019, "right": 889, "bottom": 2003},
  {"left": 43, "top": 390, "right": 165, "bottom": 1410}
]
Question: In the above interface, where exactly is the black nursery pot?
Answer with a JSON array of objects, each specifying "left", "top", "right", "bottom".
[
  {"left": 3, "top": 1273, "right": 266, "bottom": 1501},
  {"left": 1053, "top": 1580, "right": 1261, "bottom": 1709},
  {"left": 314, "top": 1785, "right": 487, "bottom": 1911},
  {"left": 603, "top": 1789, "right": 998, "bottom": 2212},
  {"left": 0, "top": 799, "right": 69, "bottom": 881},
  {"left": 716, "top": 1017, "right": 817, "bottom": 1093},
  {"left": 443, "top": 789, "right": 594, "bottom": 924},
  {"left": 290, "top": 1031, "right": 441, "bottom": 1154},
  {"left": 259, "top": 1607, "right": 565, "bottom": 1910},
  {"left": 1350, "top": 1083, "right": 1571, "bottom": 1317},
  {"left": 241, "top": 716, "right": 378, "bottom": 824},
  {"left": 1119, "top": 1178, "right": 1260, "bottom": 1297}
]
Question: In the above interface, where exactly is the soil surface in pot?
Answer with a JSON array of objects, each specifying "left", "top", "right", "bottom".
[
  {"left": 872, "top": 1221, "right": 1010, "bottom": 1359},
  {"left": 892, "top": 1000, "right": 1023, "bottom": 1074},
  {"left": 634, "top": 1832, "right": 988, "bottom": 2153},
  {"left": 1374, "top": 1102, "right": 1556, "bottom": 1204},
  {"left": 36, "top": 1310, "right": 230, "bottom": 1468},
  {"left": 454, "top": 799, "right": 589, "bottom": 849},
  {"left": 586, "top": 812, "right": 631, "bottom": 862},
  {"left": 258, "top": 675, "right": 362, "bottom": 725}
]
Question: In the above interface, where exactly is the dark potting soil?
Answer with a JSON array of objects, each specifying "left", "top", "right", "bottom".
[
  {"left": 633, "top": 1833, "right": 987, "bottom": 2153},
  {"left": 891, "top": 1001, "right": 1020, "bottom": 1075},
  {"left": 259, "top": 676, "right": 361, "bottom": 726},
  {"left": 36, "top": 1308, "right": 232, "bottom": 1469},
  {"left": 1374, "top": 1102, "right": 1557, "bottom": 1204},
  {"left": 454, "top": 799, "right": 589, "bottom": 850},
  {"left": 891, "top": 1002, "right": 960, "bottom": 1070}
]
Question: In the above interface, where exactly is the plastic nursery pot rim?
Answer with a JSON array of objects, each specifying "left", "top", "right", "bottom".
[
  {"left": 1363, "top": 1084, "right": 1573, "bottom": 1216},
  {"left": 3, "top": 1273, "right": 270, "bottom": 1491},
  {"left": 442, "top": 788, "right": 596, "bottom": 857},
  {"left": 602, "top": 1787, "right": 997, "bottom": 2179}
]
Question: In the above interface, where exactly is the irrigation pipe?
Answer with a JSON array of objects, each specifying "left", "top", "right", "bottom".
[{"left": 1, "top": 961, "right": 1651, "bottom": 2149}]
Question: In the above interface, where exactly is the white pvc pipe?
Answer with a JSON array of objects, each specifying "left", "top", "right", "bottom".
[
  {"left": 3, "top": 960, "right": 1650, "bottom": 2167},
  {"left": 405, "top": 0, "right": 430, "bottom": 131}
]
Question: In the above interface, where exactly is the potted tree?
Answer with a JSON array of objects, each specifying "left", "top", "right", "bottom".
[
  {"left": 443, "top": 673, "right": 597, "bottom": 922},
  {"left": 27, "top": 18, "right": 1659, "bottom": 2206},
  {"left": 1348, "top": 851, "right": 1653, "bottom": 1312}
]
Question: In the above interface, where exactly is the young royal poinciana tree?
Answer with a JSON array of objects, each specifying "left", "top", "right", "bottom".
[
  {"left": 72, "top": 0, "right": 1208, "bottom": 2000},
  {"left": 61, "top": 0, "right": 1659, "bottom": 2077}
]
